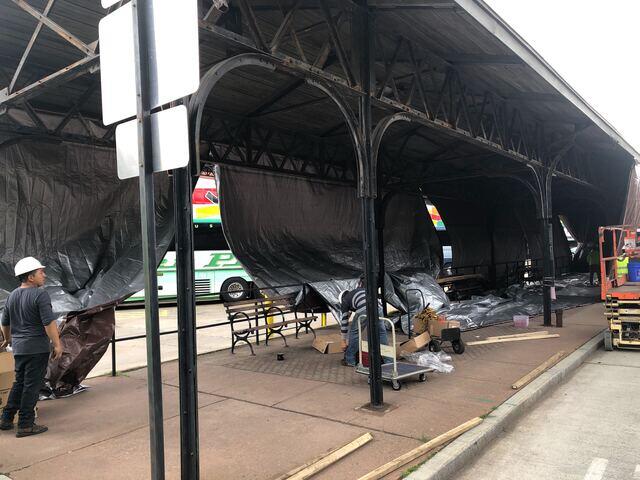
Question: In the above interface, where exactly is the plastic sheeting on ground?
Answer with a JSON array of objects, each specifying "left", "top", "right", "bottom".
[
  {"left": 0, "top": 138, "right": 174, "bottom": 316},
  {"left": 217, "top": 166, "right": 449, "bottom": 321},
  {"left": 442, "top": 273, "right": 600, "bottom": 330},
  {"left": 403, "top": 351, "right": 454, "bottom": 374}
]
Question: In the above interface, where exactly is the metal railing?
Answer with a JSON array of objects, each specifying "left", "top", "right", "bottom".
[
  {"left": 108, "top": 258, "right": 576, "bottom": 375},
  {"left": 444, "top": 256, "right": 572, "bottom": 289},
  {"left": 109, "top": 282, "right": 319, "bottom": 376}
]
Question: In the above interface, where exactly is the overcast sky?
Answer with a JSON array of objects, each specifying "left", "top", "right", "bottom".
[{"left": 484, "top": 0, "right": 640, "bottom": 154}]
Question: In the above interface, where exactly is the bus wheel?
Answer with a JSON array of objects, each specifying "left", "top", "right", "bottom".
[{"left": 221, "top": 277, "right": 250, "bottom": 302}]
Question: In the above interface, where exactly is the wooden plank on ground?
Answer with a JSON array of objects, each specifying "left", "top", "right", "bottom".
[
  {"left": 511, "top": 351, "right": 565, "bottom": 389},
  {"left": 357, "top": 417, "right": 483, "bottom": 480},
  {"left": 283, "top": 432, "right": 373, "bottom": 480},
  {"left": 466, "top": 334, "right": 559, "bottom": 346},
  {"left": 486, "top": 331, "right": 549, "bottom": 340},
  {"left": 273, "top": 440, "right": 353, "bottom": 480}
]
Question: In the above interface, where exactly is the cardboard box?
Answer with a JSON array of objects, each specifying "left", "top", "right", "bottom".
[
  {"left": 428, "top": 317, "right": 460, "bottom": 337},
  {"left": 312, "top": 334, "right": 344, "bottom": 354},
  {"left": 0, "top": 388, "right": 10, "bottom": 409},
  {"left": 0, "top": 352, "right": 15, "bottom": 391},
  {"left": 0, "top": 351, "right": 15, "bottom": 414},
  {"left": 0, "top": 352, "right": 37, "bottom": 423},
  {"left": 397, "top": 331, "right": 431, "bottom": 357}
]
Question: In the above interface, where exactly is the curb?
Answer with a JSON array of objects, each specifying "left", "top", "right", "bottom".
[{"left": 406, "top": 330, "right": 605, "bottom": 480}]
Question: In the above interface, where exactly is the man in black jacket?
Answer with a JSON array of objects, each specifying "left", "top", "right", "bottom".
[{"left": 0, "top": 257, "right": 63, "bottom": 437}]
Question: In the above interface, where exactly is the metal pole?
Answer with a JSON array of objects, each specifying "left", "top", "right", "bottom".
[
  {"left": 377, "top": 196, "right": 387, "bottom": 317},
  {"left": 362, "top": 197, "right": 384, "bottom": 406},
  {"left": 355, "top": 2, "right": 383, "bottom": 408},
  {"left": 131, "top": 1, "right": 165, "bottom": 478},
  {"left": 111, "top": 332, "right": 116, "bottom": 377},
  {"left": 541, "top": 215, "right": 553, "bottom": 327},
  {"left": 542, "top": 169, "right": 555, "bottom": 327},
  {"left": 173, "top": 166, "right": 200, "bottom": 479}
]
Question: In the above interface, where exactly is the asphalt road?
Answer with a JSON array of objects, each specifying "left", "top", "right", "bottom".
[{"left": 457, "top": 346, "right": 640, "bottom": 480}]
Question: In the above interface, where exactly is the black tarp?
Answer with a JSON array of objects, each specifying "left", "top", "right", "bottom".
[
  {"left": 623, "top": 164, "right": 640, "bottom": 226},
  {"left": 217, "top": 166, "right": 450, "bottom": 317},
  {"left": 429, "top": 180, "right": 572, "bottom": 284},
  {"left": 0, "top": 138, "right": 174, "bottom": 316}
]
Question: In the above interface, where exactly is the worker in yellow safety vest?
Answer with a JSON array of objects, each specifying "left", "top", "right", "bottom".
[
  {"left": 586, "top": 245, "right": 600, "bottom": 286},
  {"left": 617, "top": 252, "right": 629, "bottom": 279}
]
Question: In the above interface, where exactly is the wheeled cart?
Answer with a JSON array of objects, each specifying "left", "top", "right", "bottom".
[
  {"left": 428, "top": 327, "right": 466, "bottom": 354},
  {"left": 355, "top": 316, "right": 430, "bottom": 391}
]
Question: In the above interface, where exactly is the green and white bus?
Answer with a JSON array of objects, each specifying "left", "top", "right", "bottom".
[{"left": 127, "top": 174, "right": 253, "bottom": 303}]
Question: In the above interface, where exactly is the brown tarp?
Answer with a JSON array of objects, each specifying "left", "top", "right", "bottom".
[{"left": 45, "top": 302, "right": 116, "bottom": 396}]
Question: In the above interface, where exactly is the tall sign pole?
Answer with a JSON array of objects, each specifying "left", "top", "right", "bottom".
[
  {"left": 99, "top": 0, "right": 200, "bottom": 477},
  {"left": 131, "top": 1, "right": 165, "bottom": 477}
]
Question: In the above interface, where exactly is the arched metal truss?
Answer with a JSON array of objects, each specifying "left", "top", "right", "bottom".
[{"left": 188, "top": 52, "right": 371, "bottom": 194}]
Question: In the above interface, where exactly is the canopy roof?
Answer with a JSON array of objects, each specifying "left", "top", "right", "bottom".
[{"left": 0, "top": 0, "right": 636, "bottom": 209}]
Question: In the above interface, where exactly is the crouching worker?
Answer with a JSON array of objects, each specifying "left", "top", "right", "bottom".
[
  {"left": 0, "top": 257, "right": 63, "bottom": 437},
  {"left": 338, "top": 280, "right": 389, "bottom": 367}
]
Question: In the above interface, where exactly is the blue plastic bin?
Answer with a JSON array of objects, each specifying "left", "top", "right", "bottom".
[{"left": 628, "top": 260, "right": 640, "bottom": 282}]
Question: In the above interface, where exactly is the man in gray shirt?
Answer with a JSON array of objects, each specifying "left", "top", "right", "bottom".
[{"left": 0, "top": 257, "right": 62, "bottom": 437}]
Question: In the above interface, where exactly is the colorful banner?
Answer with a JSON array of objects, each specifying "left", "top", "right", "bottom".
[
  {"left": 192, "top": 176, "right": 221, "bottom": 224},
  {"left": 426, "top": 203, "right": 446, "bottom": 231}
]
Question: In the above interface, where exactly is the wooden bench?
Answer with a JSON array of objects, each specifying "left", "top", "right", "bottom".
[
  {"left": 437, "top": 273, "right": 485, "bottom": 300},
  {"left": 223, "top": 294, "right": 317, "bottom": 355}
]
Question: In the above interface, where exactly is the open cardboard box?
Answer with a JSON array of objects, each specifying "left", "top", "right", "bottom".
[
  {"left": 396, "top": 331, "right": 431, "bottom": 358},
  {"left": 312, "top": 333, "right": 344, "bottom": 354},
  {"left": 428, "top": 317, "right": 460, "bottom": 337},
  {"left": 0, "top": 351, "right": 15, "bottom": 412}
]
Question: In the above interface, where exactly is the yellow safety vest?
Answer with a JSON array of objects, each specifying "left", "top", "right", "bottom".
[{"left": 617, "top": 256, "right": 629, "bottom": 276}]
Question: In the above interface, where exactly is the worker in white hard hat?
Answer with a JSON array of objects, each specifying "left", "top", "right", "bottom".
[{"left": 0, "top": 257, "right": 62, "bottom": 437}]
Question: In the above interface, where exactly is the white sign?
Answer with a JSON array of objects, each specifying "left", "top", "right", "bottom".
[
  {"left": 98, "top": 0, "right": 200, "bottom": 125},
  {"left": 101, "top": 0, "right": 121, "bottom": 8},
  {"left": 115, "top": 105, "right": 190, "bottom": 179}
]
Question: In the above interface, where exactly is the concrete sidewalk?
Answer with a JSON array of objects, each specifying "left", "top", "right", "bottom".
[
  {"left": 0, "top": 303, "right": 606, "bottom": 479},
  {"left": 455, "top": 347, "right": 640, "bottom": 480}
]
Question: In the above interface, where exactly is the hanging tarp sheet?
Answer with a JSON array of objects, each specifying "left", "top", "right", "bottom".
[
  {"left": 0, "top": 138, "right": 174, "bottom": 316},
  {"left": 218, "top": 166, "right": 450, "bottom": 318},
  {"left": 45, "top": 302, "right": 116, "bottom": 397},
  {"left": 623, "top": 163, "right": 640, "bottom": 226},
  {"left": 430, "top": 180, "right": 572, "bottom": 285}
]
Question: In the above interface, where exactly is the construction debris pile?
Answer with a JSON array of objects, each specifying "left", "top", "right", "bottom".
[{"left": 440, "top": 273, "right": 600, "bottom": 330}]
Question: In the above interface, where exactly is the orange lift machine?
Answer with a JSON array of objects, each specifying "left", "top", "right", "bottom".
[{"left": 599, "top": 225, "right": 640, "bottom": 350}]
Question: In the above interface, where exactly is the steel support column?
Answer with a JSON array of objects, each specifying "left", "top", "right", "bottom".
[
  {"left": 530, "top": 141, "right": 573, "bottom": 327},
  {"left": 376, "top": 196, "right": 387, "bottom": 317},
  {"left": 528, "top": 165, "right": 554, "bottom": 327},
  {"left": 354, "top": 1, "right": 383, "bottom": 408},
  {"left": 131, "top": 0, "right": 165, "bottom": 478},
  {"left": 541, "top": 203, "right": 554, "bottom": 327},
  {"left": 173, "top": 164, "right": 200, "bottom": 479}
]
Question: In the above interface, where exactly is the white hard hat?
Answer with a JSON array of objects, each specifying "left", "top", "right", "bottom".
[{"left": 14, "top": 257, "right": 46, "bottom": 277}]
